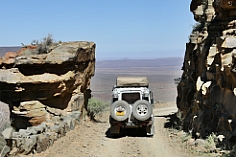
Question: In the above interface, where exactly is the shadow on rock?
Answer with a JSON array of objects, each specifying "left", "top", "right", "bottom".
[{"left": 156, "top": 112, "right": 182, "bottom": 130}]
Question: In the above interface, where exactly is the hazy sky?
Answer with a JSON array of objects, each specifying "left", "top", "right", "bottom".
[{"left": 0, "top": 1, "right": 195, "bottom": 60}]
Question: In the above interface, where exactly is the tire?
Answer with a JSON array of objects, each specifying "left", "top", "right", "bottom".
[
  {"left": 146, "top": 125, "right": 155, "bottom": 137},
  {"left": 132, "top": 100, "right": 152, "bottom": 121},
  {"left": 146, "top": 116, "right": 155, "bottom": 136},
  {"left": 110, "top": 100, "right": 130, "bottom": 121}
]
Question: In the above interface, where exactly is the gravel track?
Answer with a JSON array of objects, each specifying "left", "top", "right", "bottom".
[{"left": 25, "top": 105, "right": 186, "bottom": 157}]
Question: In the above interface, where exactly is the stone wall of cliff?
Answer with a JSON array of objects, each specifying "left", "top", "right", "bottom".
[
  {"left": 0, "top": 41, "right": 95, "bottom": 155},
  {"left": 177, "top": 0, "right": 236, "bottom": 143}
]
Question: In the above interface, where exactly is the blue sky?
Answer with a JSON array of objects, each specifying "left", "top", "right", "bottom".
[{"left": 0, "top": 1, "right": 195, "bottom": 60}]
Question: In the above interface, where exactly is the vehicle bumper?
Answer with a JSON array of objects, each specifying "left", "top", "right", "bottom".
[{"left": 109, "top": 115, "right": 153, "bottom": 128}]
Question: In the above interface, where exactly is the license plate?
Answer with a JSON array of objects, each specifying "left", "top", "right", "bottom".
[{"left": 116, "top": 111, "right": 125, "bottom": 116}]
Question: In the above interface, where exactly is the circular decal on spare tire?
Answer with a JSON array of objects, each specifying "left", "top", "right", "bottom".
[{"left": 110, "top": 100, "right": 130, "bottom": 121}]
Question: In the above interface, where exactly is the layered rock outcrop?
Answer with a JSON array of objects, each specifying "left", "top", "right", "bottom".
[
  {"left": 0, "top": 41, "right": 95, "bottom": 154},
  {"left": 177, "top": 0, "right": 236, "bottom": 143}
]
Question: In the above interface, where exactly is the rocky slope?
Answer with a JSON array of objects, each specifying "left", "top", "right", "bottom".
[
  {"left": 177, "top": 0, "right": 236, "bottom": 146},
  {"left": 0, "top": 41, "right": 95, "bottom": 155}
]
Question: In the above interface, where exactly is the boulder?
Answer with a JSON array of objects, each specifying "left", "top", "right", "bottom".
[
  {"left": 0, "top": 133, "right": 10, "bottom": 156},
  {"left": 0, "top": 101, "right": 10, "bottom": 131},
  {"left": 0, "top": 41, "right": 95, "bottom": 129}
]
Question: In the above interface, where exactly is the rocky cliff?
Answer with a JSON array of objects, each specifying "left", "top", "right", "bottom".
[
  {"left": 0, "top": 41, "right": 95, "bottom": 155},
  {"left": 177, "top": 0, "right": 236, "bottom": 144}
]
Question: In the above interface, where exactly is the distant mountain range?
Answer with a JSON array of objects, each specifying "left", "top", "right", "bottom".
[
  {"left": 0, "top": 46, "right": 21, "bottom": 56},
  {"left": 0, "top": 47, "right": 183, "bottom": 67},
  {"left": 96, "top": 57, "right": 183, "bottom": 68}
]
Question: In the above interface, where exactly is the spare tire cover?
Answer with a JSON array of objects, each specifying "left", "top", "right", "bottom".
[
  {"left": 110, "top": 100, "right": 130, "bottom": 121},
  {"left": 132, "top": 100, "right": 152, "bottom": 121}
]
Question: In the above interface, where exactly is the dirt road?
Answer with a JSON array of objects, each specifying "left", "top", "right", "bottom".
[{"left": 31, "top": 106, "right": 183, "bottom": 157}]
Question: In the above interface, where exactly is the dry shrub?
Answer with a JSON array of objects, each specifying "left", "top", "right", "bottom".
[
  {"left": 87, "top": 98, "right": 108, "bottom": 121},
  {"left": 31, "top": 34, "right": 54, "bottom": 54}
]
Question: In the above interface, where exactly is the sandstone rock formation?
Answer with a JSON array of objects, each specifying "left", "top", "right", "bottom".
[
  {"left": 0, "top": 41, "right": 95, "bottom": 154},
  {"left": 177, "top": 0, "right": 236, "bottom": 144}
]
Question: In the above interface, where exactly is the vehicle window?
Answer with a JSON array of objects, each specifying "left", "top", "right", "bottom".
[
  {"left": 143, "top": 97, "right": 149, "bottom": 101},
  {"left": 122, "top": 93, "right": 140, "bottom": 104}
]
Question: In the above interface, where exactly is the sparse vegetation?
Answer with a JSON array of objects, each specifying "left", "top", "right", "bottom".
[
  {"left": 181, "top": 132, "right": 192, "bottom": 143},
  {"left": 31, "top": 33, "right": 54, "bottom": 54},
  {"left": 192, "top": 22, "right": 205, "bottom": 32},
  {"left": 166, "top": 122, "right": 222, "bottom": 156},
  {"left": 223, "top": 144, "right": 236, "bottom": 157},
  {"left": 174, "top": 77, "right": 181, "bottom": 85},
  {"left": 87, "top": 98, "right": 109, "bottom": 121},
  {"left": 205, "top": 133, "right": 218, "bottom": 149}
]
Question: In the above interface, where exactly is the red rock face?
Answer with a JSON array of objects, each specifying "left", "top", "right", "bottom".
[
  {"left": 2, "top": 52, "right": 17, "bottom": 64},
  {"left": 16, "top": 45, "right": 38, "bottom": 56}
]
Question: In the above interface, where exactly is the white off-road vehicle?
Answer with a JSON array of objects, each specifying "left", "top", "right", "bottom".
[{"left": 109, "top": 76, "right": 155, "bottom": 136}]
